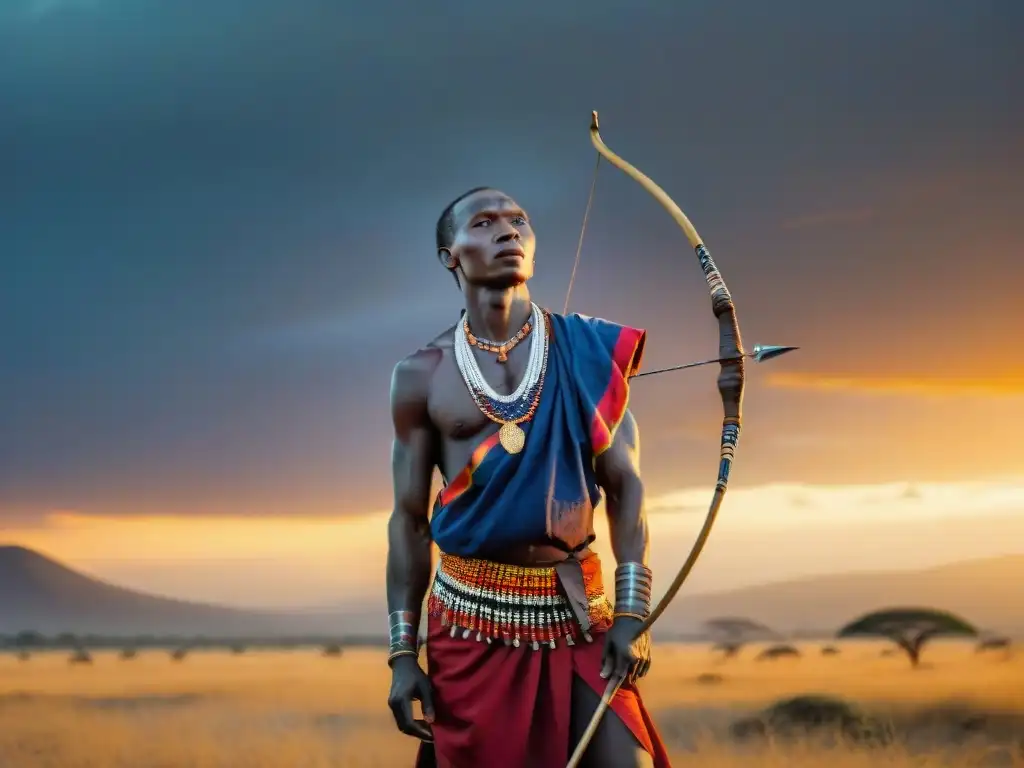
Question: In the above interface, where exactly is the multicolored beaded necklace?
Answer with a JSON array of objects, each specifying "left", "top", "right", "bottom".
[
  {"left": 453, "top": 304, "right": 550, "bottom": 454},
  {"left": 464, "top": 317, "right": 532, "bottom": 363}
]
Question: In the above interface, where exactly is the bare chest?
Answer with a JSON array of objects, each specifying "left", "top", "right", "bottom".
[{"left": 429, "top": 344, "right": 532, "bottom": 477}]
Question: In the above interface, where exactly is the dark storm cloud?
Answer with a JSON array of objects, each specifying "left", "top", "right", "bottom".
[{"left": 2, "top": 1, "right": 1021, "bottom": 518}]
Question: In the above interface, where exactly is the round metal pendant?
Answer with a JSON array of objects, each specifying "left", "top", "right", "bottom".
[{"left": 499, "top": 422, "right": 526, "bottom": 454}]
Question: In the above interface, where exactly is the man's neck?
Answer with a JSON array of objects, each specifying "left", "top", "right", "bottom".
[{"left": 463, "top": 285, "right": 533, "bottom": 342}]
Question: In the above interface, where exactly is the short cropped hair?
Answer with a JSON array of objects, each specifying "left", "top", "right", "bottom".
[{"left": 435, "top": 186, "right": 492, "bottom": 287}]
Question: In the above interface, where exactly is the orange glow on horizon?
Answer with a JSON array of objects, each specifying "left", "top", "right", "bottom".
[
  {"left": 3, "top": 478, "right": 1024, "bottom": 609},
  {"left": 767, "top": 372, "right": 1024, "bottom": 397}
]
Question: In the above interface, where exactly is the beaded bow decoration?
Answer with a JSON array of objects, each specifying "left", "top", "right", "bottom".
[{"left": 563, "top": 112, "right": 798, "bottom": 767}]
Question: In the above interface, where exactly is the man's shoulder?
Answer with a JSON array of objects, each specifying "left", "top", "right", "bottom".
[
  {"left": 548, "top": 310, "right": 642, "bottom": 339},
  {"left": 549, "top": 310, "right": 627, "bottom": 326},
  {"left": 391, "top": 324, "right": 457, "bottom": 397},
  {"left": 548, "top": 311, "right": 646, "bottom": 377}
]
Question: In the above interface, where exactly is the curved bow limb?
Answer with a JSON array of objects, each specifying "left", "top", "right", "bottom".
[{"left": 565, "top": 112, "right": 748, "bottom": 768}]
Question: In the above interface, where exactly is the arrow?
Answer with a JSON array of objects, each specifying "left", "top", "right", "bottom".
[{"left": 629, "top": 344, "right": 799, "bottom": 380}]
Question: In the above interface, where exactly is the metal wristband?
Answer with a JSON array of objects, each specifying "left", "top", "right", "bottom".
[
  {"left": 614, "top": 562, "right": 653, "bottom": 618},
  {"left": 388, "top": 610, "right": 419, "bottom": 659},
  {"left": 387, "top": 649, "right": 419, "bottom": 667}
]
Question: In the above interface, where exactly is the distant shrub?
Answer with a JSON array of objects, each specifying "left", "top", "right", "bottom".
[
  {"left": 68, "top": 649, "right": 93, "bottom": 665},
  {"left": 755, "top": 644, "right": 801, "bottom": 661},
  {"left": 730, "top": 694, "right": 892, "bottom": 747},
  {"left": 322, "top": 644, "right": 343, "bottom": 657},
  {"left": 170, "top": 648, "right": 189, "bottom": 662},
  {"left": 976, "top": 636, "right": 1011, "bottom": 653},
  {"left": 695, "top": 673, "right": 724, "bottom": 685},
  {"left": 119, "top": 647, "right": 137, "bottom": 660},
  {"left": 820, "top": 645, "right": 840, "bottom": 656}
]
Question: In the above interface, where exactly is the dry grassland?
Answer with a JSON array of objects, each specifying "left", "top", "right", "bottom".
[{"left": 1, "top": 640, "right": 1021, "bottom": 767}]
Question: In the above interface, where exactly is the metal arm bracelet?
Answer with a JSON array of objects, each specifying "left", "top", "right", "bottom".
[
  {"left": 387, "top": 610, "right": 419, "bottom": 666},
  {"left": 613, "top": 562, "right": 653, "bottom": 621}
]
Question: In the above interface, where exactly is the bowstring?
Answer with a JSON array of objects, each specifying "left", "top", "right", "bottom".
[
  {"left": 562, "top": 153, "right": 603, "bottom": 315},
  {"left": 545, "top": 152, "right": 603, "bottom": 537}
]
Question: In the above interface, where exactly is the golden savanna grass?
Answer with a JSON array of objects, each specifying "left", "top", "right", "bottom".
[{"left": 1, "top": 640, "right": 1022, "bottom": 766}]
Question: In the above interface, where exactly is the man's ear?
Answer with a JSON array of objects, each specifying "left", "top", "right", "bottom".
[{"left": 438, "top": 248, "right": 457, "bottom": 270}]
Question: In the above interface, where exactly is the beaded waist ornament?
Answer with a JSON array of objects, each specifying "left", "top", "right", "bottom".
[{"left": 427, "top": 552, "right": 613, "bottom": 649}]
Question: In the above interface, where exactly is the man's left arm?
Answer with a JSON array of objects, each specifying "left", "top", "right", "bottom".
[
  {"left": 597, "top": 408, "right": 648, "bottom": 567},
  {"left": 595, "top": 407, "right": 653, "bottom": 683}
]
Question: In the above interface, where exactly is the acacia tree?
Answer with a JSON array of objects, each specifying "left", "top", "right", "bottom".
[
  {"left": 836, "top": 608, "right": 977, "bottom": 667},
  {"left": 13, "top": 630, "right": 45, "bottom": 649},
  {"left": 705, "top": 617, "right": 777, "bottom": 659}
]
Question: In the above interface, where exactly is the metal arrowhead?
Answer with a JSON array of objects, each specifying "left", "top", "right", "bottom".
[{"left": 751, "top": 344, "right": 799, "bottom": 363}]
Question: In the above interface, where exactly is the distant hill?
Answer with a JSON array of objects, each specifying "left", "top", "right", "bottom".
[
  {"left": 4, "top": 544, "right": 1022, "bottom": 640},
  {"left": 662, "top": 554, "right": 1024, "bottom": 637},
  {"left": 0, "top": 545, "right": 343, "bottom": 637}
]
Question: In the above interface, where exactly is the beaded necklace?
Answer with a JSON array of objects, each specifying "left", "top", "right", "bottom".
[
  {"left": 464, "top": 317, "right": 532, "bottom": 363},
  {"left": 453, "top": 304, "right": 550, "bottom": 454}
]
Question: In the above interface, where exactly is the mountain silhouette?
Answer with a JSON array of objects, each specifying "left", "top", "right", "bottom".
[
  {"left": 665, "top": 554, "right": 1024, "bottom": 636},
  {"left": 0, "top": 545, "right": 339, "bottom": 636},
  {"left": 5, "top": 544, "right": 1021, "bottom": 639}
]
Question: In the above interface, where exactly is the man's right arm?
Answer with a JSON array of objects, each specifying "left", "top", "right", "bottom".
[{"left": 385, "top": 351, "right": 438, "bottom": 663}]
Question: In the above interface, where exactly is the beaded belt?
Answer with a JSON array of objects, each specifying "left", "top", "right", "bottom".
[{"left": 427, "top": 552, "right": 613, "bottom": 649}]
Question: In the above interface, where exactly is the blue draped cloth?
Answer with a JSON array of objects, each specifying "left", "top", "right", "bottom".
[{"left": 430, "top": 312, "right": 646, "bottom": 558}]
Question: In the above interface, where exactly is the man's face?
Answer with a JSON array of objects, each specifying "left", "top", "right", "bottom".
[{"left": 445, "top": 189, "right": 536, "bottom": 289}]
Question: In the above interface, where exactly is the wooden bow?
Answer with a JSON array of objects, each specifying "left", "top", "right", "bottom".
[{"left": 564, "top": 111, "right": 747, "bottom": 767}]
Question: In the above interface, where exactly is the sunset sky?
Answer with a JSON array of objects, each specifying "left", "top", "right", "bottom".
[{"left": 2, "top": 1, "right": 1022, "bottom": 609}]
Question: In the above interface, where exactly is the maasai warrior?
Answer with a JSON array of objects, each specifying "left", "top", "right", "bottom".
[{"left": 386, "top": 187, "right": 671, "bottom": 768}]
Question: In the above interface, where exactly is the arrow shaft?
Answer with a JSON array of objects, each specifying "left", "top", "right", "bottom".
[
  {"left": 629, "top": 355, "right": 740, "bottom": 378},
  {"left": 629, "top": 345, "right": 799, "bottom": 380}
]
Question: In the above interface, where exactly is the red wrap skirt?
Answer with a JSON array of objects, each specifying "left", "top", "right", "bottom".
[{"left": 415, "top": 552, "right": 671, "bottom": 768}]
